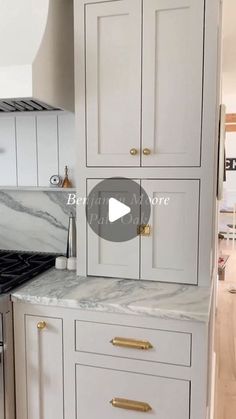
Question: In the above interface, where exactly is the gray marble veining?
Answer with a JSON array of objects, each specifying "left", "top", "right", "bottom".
[
  {"left": 0, "top": 190, "right": 75, "bottom": 253},
  {"left": 11, "top": 269, "right": 212, "bottom": 322}
]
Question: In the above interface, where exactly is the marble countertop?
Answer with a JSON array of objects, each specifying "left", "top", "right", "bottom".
[{"left": 11, "top": 269, "right": 212, "bottom": 323}]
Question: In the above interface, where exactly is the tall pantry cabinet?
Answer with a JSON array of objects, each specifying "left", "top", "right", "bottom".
[
  {"left": 75, "top": 0, "right": 221, "bottom": 287},
  {"left": 12, "top": 2, "right": 222, "bottom": 419}
]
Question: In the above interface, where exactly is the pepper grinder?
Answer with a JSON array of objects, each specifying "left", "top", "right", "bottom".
[
  {"left": 62, "top": 165, "right": 73, "bottom": 188},
  {"left": 66, "top": 213, "right": 76, "bottom": 258}
]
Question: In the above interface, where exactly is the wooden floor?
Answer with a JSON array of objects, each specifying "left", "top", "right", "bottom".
[{"left": 215, "top": 239, "right": 236, "bottom": 419}]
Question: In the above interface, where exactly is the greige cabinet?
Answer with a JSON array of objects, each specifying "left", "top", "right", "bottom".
[
  {"left": 84, "top": 0, "right": 204, "bottom": 167},
  {"left": 76, "top": 365, "right": 190, "bottom": 419},
  {"left": 3, "top": 311, "right": 15, "bottom": 419},
  {"left": 87, "top": 178, "right": 140, "bottom": 279},
  {"left": 76, "top": 0, "right": 221, "bottom": 287},
  {"left": 141, "top": 179, "right": 199, "bottom": 283},
  {"left": 142, "top": 0, "right": 204, "bottom": 167},
  {"left": 13, "top": 302, "right": 215, "bottom": 419},
  {"left": 85, "top": 0, "right": 142, "bottom": 167},
  {"left": 14, "top": 314, "right": 64, "bottom": 419},
  {"left": 87, "top": 178, "right": 199, "bottom": 284}
]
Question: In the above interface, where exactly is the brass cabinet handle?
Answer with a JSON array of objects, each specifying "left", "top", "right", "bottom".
[
  {"left": 110, "top": 398, "right": 152, "bottom": 412},
  {"left": 130, "top": 148, "right": 138, "bottom": 156},
  {"left": 143, "top": 148, "right": 151, "bottom": 155},
  {"left": 37, "top": 321, "right": 46, "bottom": 330},
  {"left": 110, "top": 337, "right": 153, "bottom": 350},
  {"left": 137, "top": 224, "right": 151, "bottom": 237}
]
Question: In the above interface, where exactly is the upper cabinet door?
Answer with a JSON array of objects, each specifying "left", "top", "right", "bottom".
[
  {"left": 141, "top": 180, "right": 199, "bottom": 284},
  {"left": 86, "top": 0, "right": 142, "bottom": 166},
  {"left": 142, "top": 0, "right": 204, "bottom": 167}
]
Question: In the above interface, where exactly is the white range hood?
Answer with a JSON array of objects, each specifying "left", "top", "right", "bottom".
[{"left": 0, "top": 0, "right": 74, "bottom": 112}]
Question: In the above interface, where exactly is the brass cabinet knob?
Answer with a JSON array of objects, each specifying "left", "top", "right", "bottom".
[
  {"left": 37, "top": 321, "right": 46, "bottom": 330},
  {"left": 130, "top": 148, "right": 138, "bottom": 156},
  {"left": 110, "top": 398, "right": 152, "bottom": 412},
  {"left": 143, "top": 148, "right": 151, "bottom": 155}
]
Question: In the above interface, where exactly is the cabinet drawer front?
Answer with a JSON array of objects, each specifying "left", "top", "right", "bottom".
[
  {"left": 75, "top": 321, "right": 191, "bottom": 366},
  {"left": 76, "top": 365, "right": 190, "bottom": 419}
]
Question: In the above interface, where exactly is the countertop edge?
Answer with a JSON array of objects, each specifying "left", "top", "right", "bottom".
[{"left": 11, "top": 294, "right": 210, "bottom": 323}]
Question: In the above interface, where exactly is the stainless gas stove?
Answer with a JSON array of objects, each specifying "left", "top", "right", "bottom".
[
  {"left": 0, "top": 251, "right": 56, "bottom": 419},
  {"left": 0, "top": 251, "right": 56, "bottom": 294}
]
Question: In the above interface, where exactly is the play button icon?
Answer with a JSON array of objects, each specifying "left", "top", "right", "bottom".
[
  {"left": 108, "top": 198, "right": 131, "bottom": 223},
  {"left": 86, "top": 178, "right": 151, "bottom": 242}
]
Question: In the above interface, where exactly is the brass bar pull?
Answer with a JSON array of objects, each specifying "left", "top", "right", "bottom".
[
  {"left": 137, "top": 224, "right": 151, "bottom": 237},
  {"left": 110, "top": 337, "right": 153, "bottom": 350},
  {"left": 37, "top": 321, "right": 46, "bottom": 330},
  {"left": 110, "top": 398, "right": 152, "bottom": 412}
]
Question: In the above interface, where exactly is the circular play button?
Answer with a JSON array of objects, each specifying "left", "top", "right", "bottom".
[{"left": 86, "top": 178, "right": 151, "bottom": 242}]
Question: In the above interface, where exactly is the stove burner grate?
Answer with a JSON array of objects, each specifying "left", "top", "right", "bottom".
[{"left": 0, "top": 251, "right": 56, "bottom": 293}]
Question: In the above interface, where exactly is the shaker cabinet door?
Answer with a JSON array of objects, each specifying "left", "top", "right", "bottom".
[
  {"left": 3, "top": 312, "right": 15, "bottom": 419},
  {"left": 85, "top": 0, "right": 142, "bottom": 166},
  {"left": 87, "top": 179, "right": 140, "bottom": 279},
  {"left": 24, "top": 316, "right": 64, "bottom": 419},
  {"left": 141, "top": 180, "right": 199, "bottom": 284},
  {"left": 142, "top": 0, "right": 204, "bottom": 166}
]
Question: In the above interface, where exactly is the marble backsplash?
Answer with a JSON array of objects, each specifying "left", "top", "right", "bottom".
[{"left": 0, "top": 190, "right": 76, "bottom": 253}]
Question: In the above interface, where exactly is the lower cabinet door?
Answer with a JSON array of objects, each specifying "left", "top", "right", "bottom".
[
  {"left": 76, "top": 365, "right": 190, "bottom": 419},
  {"left": 4, "top": 312, "right": 15, "bottom": 419},
  {"left": 141, "top": 180, "right": 199, "bottom": 284},
  {"left": 87, "top": 178, "right": 199, "bottom": 283},
  {"left": 87, "top": 179, "right": 140, "bottom": 279},
  {"left": 25, "top": 315, "right": 64, "bottom": 419}
]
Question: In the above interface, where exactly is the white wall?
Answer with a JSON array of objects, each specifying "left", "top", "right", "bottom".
[
  {"left": 222, "top": 0, "right": 236, "bottom": 97},
  {"left": 221, "top": 95, "right": 236, "bottom": 209},
  {"left": 0, "top": 111, "right": 75, "bottom": 187},
  {"left": 221, "top": 0, "right": 236, "bottom": 209}
]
